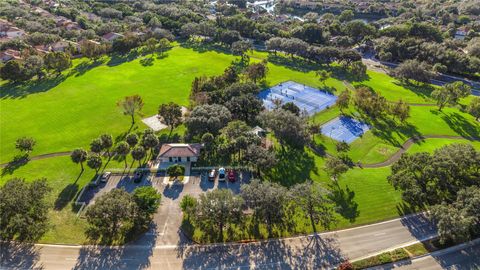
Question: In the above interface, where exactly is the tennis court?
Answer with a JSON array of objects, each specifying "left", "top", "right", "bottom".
[
  {"left": 258, "top": 81, "right": 337, "bottom": 115},
  {"left": 321, "top": 116, "right": 370, "bottom": 143}
]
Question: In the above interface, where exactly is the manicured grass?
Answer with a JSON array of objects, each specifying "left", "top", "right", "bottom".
[
  {"left": 0, "top": 47, "right": 236, "bottom": 163},
  {"left": 0, "top": 156, "right": 94, "bottom": 244},
  {"left": 407, "top": 138, "right": 480, "bottom": 154},
  {"left": 2, "top": 44, "right": 479, "bottom": 244},
  {"left": 313, "top": 106, "right": 480, "bottom": 164},
  {"left": 353, "top": 71, "right": 436, "bottom": 104}
]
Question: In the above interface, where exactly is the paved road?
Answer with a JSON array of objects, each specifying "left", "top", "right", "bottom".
[
  {"left": 369, "top": 238, "right": 480, "bottom": 270},
  {"left": 0, "top": 213, "right": 437, "bottom": 270}
]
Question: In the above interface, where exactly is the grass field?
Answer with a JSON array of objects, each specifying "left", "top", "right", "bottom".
[
  {"left": 0, "top": 47, "right": 235, "bottom": 163},
  {"left": 1, "top": 44, "right": 479, "bottom": 244}
]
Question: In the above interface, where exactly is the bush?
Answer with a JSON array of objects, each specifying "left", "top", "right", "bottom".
[{"left": 167, "top": 164, "right": 185, "bottom": 179}]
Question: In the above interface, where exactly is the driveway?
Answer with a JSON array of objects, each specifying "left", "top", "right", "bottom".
[{"left": 134, "top": 170, "right": 251, "bottom": 247}]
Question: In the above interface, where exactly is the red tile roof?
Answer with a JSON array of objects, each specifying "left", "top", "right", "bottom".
[{"left": 158, "top": 143, "right": 202, "bottom": 158}]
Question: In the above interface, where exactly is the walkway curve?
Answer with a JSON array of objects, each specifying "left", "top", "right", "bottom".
[
  {"left": 359, "top": 135, "right": 480, "bottom": 168},
  {"left": 0, "top": 151, "right": 71, "bottom": 168}
]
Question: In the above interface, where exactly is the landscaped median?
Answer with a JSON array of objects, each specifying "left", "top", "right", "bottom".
[{"left": 341, "top": 237, "right": 471, "bottom": 269}]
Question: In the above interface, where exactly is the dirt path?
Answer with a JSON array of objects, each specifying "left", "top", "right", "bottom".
[
  {"left": 359, "top": 135, "right": 479, "bottom": 168},
  {"left": 0, "top": 151, "right": 71, "bottom": 168}
]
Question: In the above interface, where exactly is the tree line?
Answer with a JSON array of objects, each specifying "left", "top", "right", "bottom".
[
  {"left": 180, "top": 179, "right": 335, "bottom": 242},
  {"left": 388, "top": 143, "right": 480, "bottom": 244}
]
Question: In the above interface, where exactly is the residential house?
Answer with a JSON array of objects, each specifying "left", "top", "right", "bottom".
[
  {"left": 0, "top": 49, "right": 21, "bottom": 62},
  {"left": 1, "top": 27, "right": 26, "bottom": 39},
  {"left": 102, "top": 32, "right": 124, "bottom": 42},
  {"left": 34, "top": 45, "right": 50, "bottom": 54},
  {"left": 157, "top": 143, "right": 203, "bottom": 164},
  {"left": 50, "top": 40, "right": 80, "bottom": 53},
  {"left": 455, "top": 27, "right": 468, "bottom": 40}
]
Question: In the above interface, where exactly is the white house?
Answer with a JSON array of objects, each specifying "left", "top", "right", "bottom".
[{"left": 157, "top": 143, "right": 203, "bottom": 164}]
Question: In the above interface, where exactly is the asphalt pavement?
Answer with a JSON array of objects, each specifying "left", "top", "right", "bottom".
[{"left": 0, "top": 213, "right": 439, "bottom": 270}]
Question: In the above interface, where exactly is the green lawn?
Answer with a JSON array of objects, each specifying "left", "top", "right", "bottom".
[
  {"left": 0, "top": 156, "right": 94, "bottom": 244},
  {"left": 0, "top": 46, "right": 235, "bottom": 163},
  {"left": 2, "top": 44, "right": 479, "bottom": 244},
  {"left": 312, "top": 106, "right": 480, "bottom": 164}
]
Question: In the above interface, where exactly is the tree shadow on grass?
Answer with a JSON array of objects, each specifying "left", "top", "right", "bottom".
[
  {"left": 0, "top": 75, "right": 67, "bottom": 99},
  {"left": 368, "top": 115, "right": 422, "bottom": 148},
  {"left": 70, "top": 59, "right": 105, "bottom": 77},
  {"left": 0, "top": 242, "right": 43, "bottom": 270},
  {"left": 107, "top": 51, "right": 140, "bottom": 67},
  {"left": 139, "top": 57, "right": 154, "bottom": 66},
  {"left": 396, "top": 202, "right": 416, "bottom": 217},
  {"left": 264, "top": 147, "right": 317, "bottom": 187},
  {"left": 267, "top": 54, "right": 322, "bottom": 73},
  {"left": 328, "top": 182, "right": 359, "bottom": 223},
  {"left": 439, "top": 111, "right": 480, "bottom": 139},
  {"left": 54, "top": 183, "right": 79, "bottom": 210},
  {"left": 1, "top": 154, "right": 29, "bottom": 176},
  {"left": 180, "top": 41, "right": 233, "bottom": 56},
  {"left": 328, "top": 65, "right": 371, "bottom": 83},
  {"left": 393, "top": 81, "right": 434, "bottom": 100},
  {"left": 54, "top": 172, "right": 93, "bottom": 210}
]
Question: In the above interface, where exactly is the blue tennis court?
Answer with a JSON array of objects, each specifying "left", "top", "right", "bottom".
[
  {"left": 321, "top": 116, "right": 370, "bottom": 143},
  {"left": 258, "top": 81, "right": 337, "bottom": 115}
]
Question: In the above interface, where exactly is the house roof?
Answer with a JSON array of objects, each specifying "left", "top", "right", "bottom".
[
  {"left": 102, "top": 32, "right": 124, "bottom": 41},
  {"left": 158, "top": 143, "right": 202, "bottom": 158}
]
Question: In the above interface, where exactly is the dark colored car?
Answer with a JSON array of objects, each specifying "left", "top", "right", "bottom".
[
  {"left": 133, "top": 171, "right": 143, "bottom": 183},
  {"left": 228, "top": 170, "right": 236, "bottom": 182},
  {"left": 218, "top": 167, "right": 226, "bottom": 182}
]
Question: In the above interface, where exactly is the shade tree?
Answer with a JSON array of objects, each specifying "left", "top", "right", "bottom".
[
  {"left": 115, "top": 141, "right": 130, "bottom": 168},
  {"left": 0, "top": 178, "right": 51, "bottom": 242},
  {"left": 158, "top": 102, "right": 182, "bottom": 137},
  {"left": 431, "top": 81, "right": 471, "bottom": 111},
  {"left": 185, "top": 104, "right": 232, "bottom": 137},
  {"left": 467, "top": 97, "right": 480, "bottom": 121},
  {"left": 241, "top": 179, "right": 289, "bottom": 236},
  {"left": 258, "top": 109, "right": 309, "bottom": 149},
  {"left": 194, "top": 189, "right": 244, "bottom": 241},
  {"left": 325, "top": 156, "right": 349, "bottom": 181},
  {"left": 290, "top": 181, "right": 336, "bottom": 232},
  {"left": 15, "top": 137, "right": 36, "bottom": 155},
  {"left": 117, "top": 95, "right": 144, "bottom": 126}
]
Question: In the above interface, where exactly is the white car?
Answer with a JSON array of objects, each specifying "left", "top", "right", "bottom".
[
  {"left": 218, "top": 167, "right": 226, "bottom": 181},
  {"left": 100, "top": 172, "right": 111, "bottom": 183},
  {"left": 208, "top": 169, "right": 216, "bottom": 181}
]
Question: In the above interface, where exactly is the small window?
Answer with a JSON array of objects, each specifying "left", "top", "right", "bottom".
[
  {"left": 178, "top": 157, "right": 182, "bottom": 162},
  {"left": 169, "top": 157, "right": 172, "bottom": 162},
  {"left": 187, "top": 157, "right": 190, "bottom": 162}
]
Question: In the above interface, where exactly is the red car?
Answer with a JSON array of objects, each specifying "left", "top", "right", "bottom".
[{"left": 227, "top": 170, "right": 236, "bottom": 182}]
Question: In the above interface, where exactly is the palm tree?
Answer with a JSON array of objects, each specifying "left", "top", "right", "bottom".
[
  {"left": 115, "top": 141, "right": 130, "bottom": 168},
  {"left": 131, "top": 146, "right": 146, "bottom": 168},
  {"left": 71, "top": 148, "right": 88, "bottom": 171}
]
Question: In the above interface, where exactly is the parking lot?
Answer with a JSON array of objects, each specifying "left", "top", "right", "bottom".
[{"left": 78, "top": 169, "right": 251, "bottom": 245}]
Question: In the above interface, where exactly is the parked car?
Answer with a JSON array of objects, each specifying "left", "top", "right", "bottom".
[
  {"left": 100, "top": 172, "right": 111, "bottom": 183},
  {"left": 208, "top": 169, "right": 216, "bottom": 181},
  {"left": 228, "top": 169, "right": 236, "bottom": 182},
  {"left": 133, "top": 171, "right": 143, "bottom": 183},
  {"left": 218, "top": 167, "right": 226, "bottom": 181}
]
